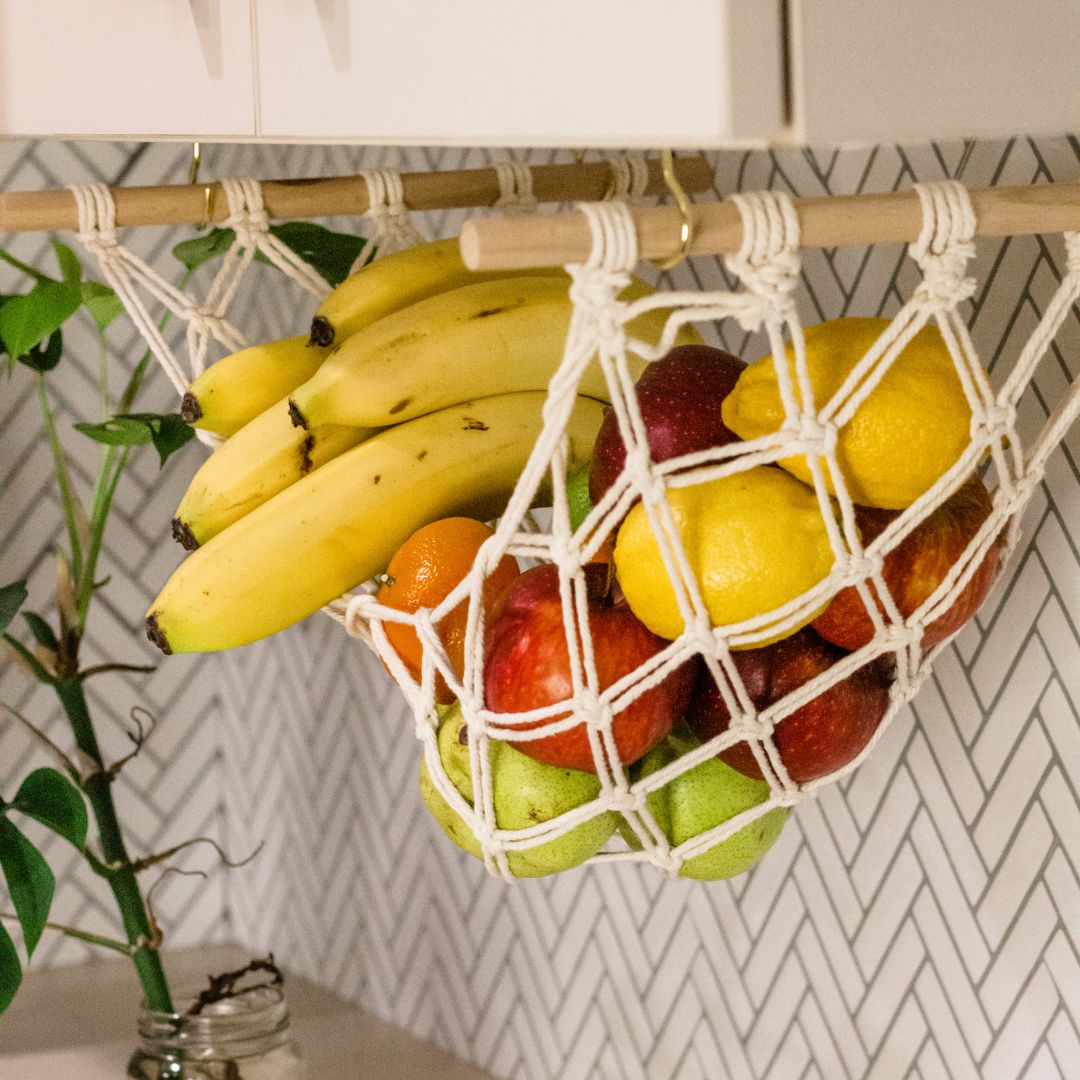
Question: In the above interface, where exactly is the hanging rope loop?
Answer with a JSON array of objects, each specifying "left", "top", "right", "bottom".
[
  {"left": 492, "top": 159, "right": 538, "bottom": 215},
  {"left": 723, "top": 190, "right": 801, "bottom": 329},
  {"left": 910, "top": 180, "right": 978, "bottom": 308}
]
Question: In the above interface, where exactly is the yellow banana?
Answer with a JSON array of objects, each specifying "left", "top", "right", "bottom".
[
  {"left": 146, "top": 392, "right": 605, "bottom": 655},
  {"left": 290, "top": 276, "right": 702, "bottom": 431},
  {"left": 310, "top": 237, "right": 567, "bottom": 347},
  {"left": 182, "top": 336, "right": 330, "bottom": 438},
  {"left": 172, "top": 397, "right": 374, "bottom": 551}
]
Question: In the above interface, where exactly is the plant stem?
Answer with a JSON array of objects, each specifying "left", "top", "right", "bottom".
[
  {"left": 0, "top": 247, "right": 50, "bottom": 283},
  {"left": 37, "top": 375, "right": 84, "bottom": 583},
  {"left": 55, "top": 678, "right": 173, "bottom": 1013},
  {"left": 0, "top": 912, "right": 133, "bottom": 956}
]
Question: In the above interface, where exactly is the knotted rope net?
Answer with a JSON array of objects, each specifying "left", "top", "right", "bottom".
[
  {"left": 343, "top": 182, "right": 1080, "bottom": 881},
  {"left": 71, "top": 169, "right": 1080, "bottom": 881}
]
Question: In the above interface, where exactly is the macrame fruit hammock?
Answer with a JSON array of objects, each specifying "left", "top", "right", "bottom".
[{"left": 66, "top": 169, "right": 1080, "bottom": 883}]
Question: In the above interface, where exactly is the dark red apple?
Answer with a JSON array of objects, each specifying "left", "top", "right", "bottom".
[
  {"left": 483, "top": 564, "right": 694, "bottom": 773},
  {"left": 589, "top": 344, "right": 746, "bottom": 506},
  {"left": 813, "top": 476, "right": 1005, "bottom": 652},
  {"left": 686, "top": 628, "right": 895, "bottom": 784}
]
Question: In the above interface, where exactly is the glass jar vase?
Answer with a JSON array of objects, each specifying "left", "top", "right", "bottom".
[{"left": 127, "top": 983, "right": 303, "bottom": 1079}]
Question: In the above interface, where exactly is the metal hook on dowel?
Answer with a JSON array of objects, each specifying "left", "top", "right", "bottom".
[{"left": 188, "top": 142, "right": 216, "bottom": 231}]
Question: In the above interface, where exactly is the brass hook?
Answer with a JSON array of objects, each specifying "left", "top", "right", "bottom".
[
  {"left": 651, "top": 149, "right": 695, "bottom": 271},
  {"left": 189, "top": 142, "right": 216, "bottom": 230}
]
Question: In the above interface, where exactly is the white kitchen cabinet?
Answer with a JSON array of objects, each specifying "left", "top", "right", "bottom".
[
  {"left": 0, "top": 0, "right": 257, "bottom": 138},
  {"left": 790, "top": 0, "right": 1080, "bottom": 144},
  {"left": 252, "top": 0, "right": 785, "bottom": 146},
  {"left": 0, "top": 2, "right": 1073, "bottom": 147}
]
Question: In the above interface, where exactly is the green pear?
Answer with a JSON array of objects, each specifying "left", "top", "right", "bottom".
[
  {"left": 566, "top": 461, "right": 593, "bottom": 533},
  {"left": 419, "top": 704, "right": 617, "bottom": 877},
  {"left": 625, "top": 727, "right": 789, "bottom": 880}
]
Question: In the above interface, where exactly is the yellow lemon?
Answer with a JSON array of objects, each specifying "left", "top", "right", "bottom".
[
  {"left": 614, "top": 467, "right": 836, "bottom": 643},
  {"left": 721, "top": 318, "right": 972, "bottom": 509}
]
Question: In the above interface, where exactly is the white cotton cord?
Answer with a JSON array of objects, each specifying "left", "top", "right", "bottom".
[
  {"left": 604, "top": 153, "right": 650, "bottom": 204},
  {"left": 332, "top": 179, "right": 1080, "bottom": 879},
  {"left": 910, "top": 181, "right": 978, "bottom": 310},
  {"left": 226, "top": 177, "right": 329, "bottom": 301},
  {"left": 723, "top": 190, "right": 801, "bottom": 331},
  {"left": 71, "top": 182, "right": 198, "bottom": 398},
  {"left": 349, "top": 169, "right": 426, "bottom": 274},
  {"left": 492, "top": 159, "right": 538, "bottom": 216}
]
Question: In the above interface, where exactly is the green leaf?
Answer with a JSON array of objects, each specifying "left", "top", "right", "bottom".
[
  {"left": 2, "top": 634, "right": 56, "bottom": 684},
  {"left": 171, "top": 221, "right": 365, "bottom": 287},
  {"left": 0, "top": 923, "right": 20, "bottom": 1014},
  {"left": 81, "top": 282, "right": 123, "bottom": 333},
  {"left": 74, "top": 415, "right": 152, "bottom": 448},
  {"left": 75, "top": 412, "right": 194, "bottom": 467},
  {"left": 51, "top": 241, "right": 82, "bottom": 284},
  {"left": 11, "top": 769, "right": 87, "bottom": 851},
  {"left": 0, "top": 582, "right": 27, "bottom": 636},
  {"left": 0, "top": 281, "right": 82, "bottom": 361},
  {"left": 139, "top": 412, "right": 196, "bottom": 466},
  {"left": 172, "top": 228, "right": 235, "bottom": 272},
  {"left": 0, "top": 819, "right": 55, "bottom": 959},
  {"left": 22, "top": 612, "right": 58, "bottom": 652},
  {"left": 265, "top": 222, "right": 366, "bottom": 287},
  {"left": 19, "top": 329, "right": 63, "bottom": 374}
]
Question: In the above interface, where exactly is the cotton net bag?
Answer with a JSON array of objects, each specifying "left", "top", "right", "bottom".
[{"left": 333, "top": 180, "right": 1080, "bottom": 883}]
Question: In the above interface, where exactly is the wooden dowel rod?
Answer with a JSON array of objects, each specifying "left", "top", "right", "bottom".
[
  {"left": 459, "top": 182, "right": 1080, "bottom": 270},
  {"left": 0, "top": 156, "right": 713, "bottom": 233}
]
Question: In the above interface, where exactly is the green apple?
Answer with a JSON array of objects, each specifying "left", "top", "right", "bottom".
[
  {"left": 419, "top": 704, "right": 617, "bottom": 877},
  {"left": 625, "top": 727, "right": 789, "bottom": 880}
]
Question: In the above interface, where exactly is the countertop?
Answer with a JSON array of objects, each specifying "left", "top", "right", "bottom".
[{"left": 0, "top": 943, "right": 493, "bottom": 1079}]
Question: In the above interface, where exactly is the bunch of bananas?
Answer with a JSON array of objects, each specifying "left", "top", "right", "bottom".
[{"left": 147, "top": 238, "right": 700, "bottom": 656}]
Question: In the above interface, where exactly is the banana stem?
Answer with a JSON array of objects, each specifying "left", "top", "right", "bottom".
[{"left": 55, "top": 678, "right": 173, "bottom": 1013}]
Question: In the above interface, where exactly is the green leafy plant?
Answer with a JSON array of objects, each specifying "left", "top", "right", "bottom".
[{"left": 0, "top": 222, "right": 365, "bottom": 1019}]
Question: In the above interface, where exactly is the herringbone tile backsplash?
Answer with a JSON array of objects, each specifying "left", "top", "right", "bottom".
[{"left": 2, "top": 136, "right": 1079, "bottom": 1078}]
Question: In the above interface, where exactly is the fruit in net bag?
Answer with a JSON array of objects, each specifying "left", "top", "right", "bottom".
[
  {"left": 722, "top": 318, "right": 973, "bottom": 509},
  {"left": 419, "top": 704, "right": 617, "bottom": 878},
  {"left": 483, "top": 564, "right": 695, "bottom": 773},
  {"left": 685, "top": 628, "right": 895, "bottom": 784},
  {"left": 377, "top": 517, "right": 520, "bottom": 704},
  {"left": 624, "top": 727, "right": 790, "bottom": 881}
]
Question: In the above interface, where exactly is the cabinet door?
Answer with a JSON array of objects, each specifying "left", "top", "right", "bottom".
[
  {"left": 254, "top": 0, "right": 786, "bottom": 147},
  {"left": 792, "top": 0, "right": 1080, "bottom": 144},
  {"left": 0, "top": 1, "right": 256, "bottom": 138}
]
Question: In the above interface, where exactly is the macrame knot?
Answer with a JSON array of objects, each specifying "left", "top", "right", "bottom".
[
  {"left": 343, "top": 592, "right": 380, "bottom": 639},
  {"left": 724, "top": 190, "right": 802, "bottom": 329},
  {"left": 879, "top": 622, "right": 912, "bottom": 650},
  {"left": 579, "top": 690, "right": 612, "bottom": 733},
  {"left": 774, "top": 788, "right": 804, "bottom": 809},
  {"left": 70, "top": 182, "right": 120, "bottom": 253},
  {"left": 910, "top": 181, "right": 977, "bottom": 310},
  {"left": 974, "top": 400, "right": 1017, "bottom": 445},
  {"left": 221, "top": 177, "right": 271, "bottom": 241},
  {"left": 492, "top": 160, "right": 538, "bottom": 216},
  {"left": 841, "top": 552, "right": 882, "bottom": 586},
  {"left": 604, "top": 153, "right": 650, "bottom": 204},
  {"left": 788, "top": 410, "right": 836, "bottom": 457},
  {"left": 355, "top": 169, "right": 426, "bottom": 266},
  {"left": 687, "top": 614, "right": 716, "bottom": 657},
  {"left": 568, "top": 267, "right": 632, "bottom": 331},
  {"left": 606, "top": 790, "right": 641, "bottom": 814}
]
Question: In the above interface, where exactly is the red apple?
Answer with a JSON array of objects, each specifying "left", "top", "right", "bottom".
[
  {"left": 589, "top": 344, "right": 746, "bottom": 506},
  {"left": 483, "top": 564, "right": 694, "bottom": 773},
  {"left": 686, "top": 628, "right": 895, "bottom": 784},
  {"left": 813, "top": 476, "right": 1005, "bottom": 652}
]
